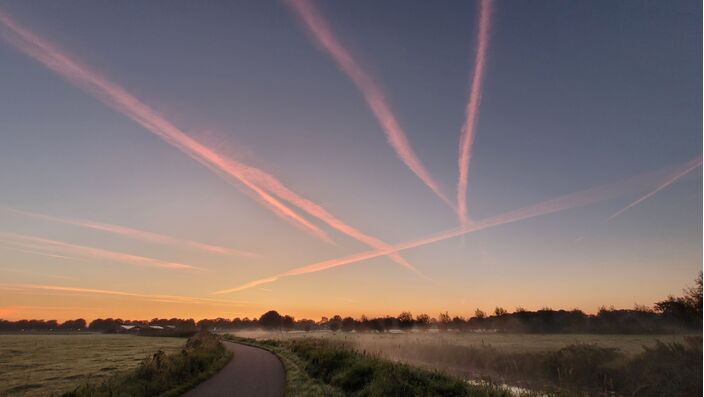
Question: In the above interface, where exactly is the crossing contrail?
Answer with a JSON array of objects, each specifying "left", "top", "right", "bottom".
[
  {"left": 1, "top": 206, "right": 259, "bottom": 257},
  {"left": 457, "top": 0, "right": 493, "bottom": 227},
  {"left": 608, "top": 156, "right": 702, "bottom": 220},
  {"left": 0, "top": 233, "right": 202, "bottom": 271},
  {"left": 0, "top": 9, "right": 417, "bottom": 272},
  {"left": 213, "top": 157, "right": 698, "bottom": 294},
  {"left": 286, "top": 0, "right": 454, "bottom": 209}
]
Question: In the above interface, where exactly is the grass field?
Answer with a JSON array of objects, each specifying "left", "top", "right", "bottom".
[
  {"left": 0, "top": 334, "right": 185, "bottom": 396},
  {"left": 228, "top": 329, "right": 694, "bottom": 355}
]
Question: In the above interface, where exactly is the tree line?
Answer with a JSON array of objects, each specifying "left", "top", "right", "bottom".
[{"left": 2, "top": 273, "right": 700, "bottom": 334}]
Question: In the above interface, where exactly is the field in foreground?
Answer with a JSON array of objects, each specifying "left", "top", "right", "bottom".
[{"left": 0, "top": 334, "right": 184, "bottom": 396}]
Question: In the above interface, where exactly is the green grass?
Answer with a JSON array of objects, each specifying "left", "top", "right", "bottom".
[
  {"left": 0, "top": 334, "right": 184, "bottom": 396},
  {"left": 226, "top": 335, "right": 514, "bottom": 397},
  {"left": 63, "top": 331, "right": 231, "bottom": 397}
]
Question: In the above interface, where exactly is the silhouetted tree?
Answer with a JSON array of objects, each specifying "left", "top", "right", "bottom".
[
  {"left": 282, "top": 315, "right": 295, "bottom": 331},
  {"left": 341, "top": 317, "right": 356, "bottom": 332},
  {"left": 259, "top": 310, "right": 283, "bottom": 330},
  {"left": 59, "top": 319, "right": 86, "bottom": 330},
  {"left": 451, "top": 316, "right": 466, "bottom": 330},
  {"left": 438, "top": 312, "right": 451, "bottom": 332},
  {"left": 398, "top": 312, "right": 414, "bottom": 331},
  {"left": 328, "top": 315, "right": 342, "bottom": 332},
  {"left": 415, "top": 313, "right": 430, "bottom": 331}
]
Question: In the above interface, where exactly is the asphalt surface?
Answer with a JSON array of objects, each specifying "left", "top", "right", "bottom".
[{"left": 182, "top": 341, "right": 285, "bottom": 397}]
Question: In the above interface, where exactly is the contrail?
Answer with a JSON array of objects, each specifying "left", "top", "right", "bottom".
[
  {"left": 608, "top": 156, "right": 702, "bottom": 220},
  {"left": 0, "top": 9, "right": 417, "bottom": 272},
  {"left": 457, "top": 0, "right": 493, "bottom": 226},
  {"left": 0, "top": 9, "right": 329, "bottom": 244},
  {"left": 286, "top": 0, "right": 454, "bottom": 209},
  {"left": 213, "top": 157, "right": 698, "bottom": 294},
  {"left": 0, "top": 240, "right": 79, "bottom": 261},
  {"left": 0, "top": 233, "right": 202, "bottom": 271},
  {"left": 0, "top": 283, "right": 248, "bottom": 306},
  {"left": 1, "top": 206, "right": 259, "bottom": 257}
]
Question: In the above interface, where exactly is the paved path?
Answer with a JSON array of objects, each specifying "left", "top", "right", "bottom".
[{"left": 182, "top": 341, "right": 285, "bottom": 397}]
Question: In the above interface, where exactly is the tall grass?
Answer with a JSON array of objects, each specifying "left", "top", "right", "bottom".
[
  {"left": 247, "top": 337, "right": 513, "bottom": 397},
  {"left": 63, "top": 331, "right": 231, "bottom": 397},
  {"left": 391, "top": 337, "right": 702, "bottom": 396}
]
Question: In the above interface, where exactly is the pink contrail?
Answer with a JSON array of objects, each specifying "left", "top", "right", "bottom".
[
  {"left": 214, "top": 158, "right": 699, "bottom": 294},
  {"left": 0, "top": 233, "right": 201, "bottom": 271},
  {"left": 457, "top": 0, "right": 493, "bottom": 226},
  {"left": 0, "top": 9, "right": 417, "bottom": 272},
  {"left": 1, "top": 206, "right": 259, "bottom": 257},
  {"left": 0, "top": 9, "right": 329, "bottom": 244},
  {"left": 608, "top": 156, "right": 702, "bottom": 220},
  {"left": 0, "top": 283, "right": 248, "bottom": 306},
  {"left": 286, "top": 0, "right": 453, "bottom": 209}
]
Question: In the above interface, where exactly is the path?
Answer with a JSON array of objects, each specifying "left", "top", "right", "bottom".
[{"left": 182, "top": 341, "right": 285, "bottom": 397}]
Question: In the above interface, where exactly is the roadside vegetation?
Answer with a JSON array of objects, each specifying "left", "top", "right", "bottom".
[
  {"left": 226, "top": 335, "right": 516, "bottom": 397},
  {"left": 63, "top": 331, "right": 230, "bottom": 397},
  {"left": 227, "top": 334, "right": 701, "bottom": 396}
]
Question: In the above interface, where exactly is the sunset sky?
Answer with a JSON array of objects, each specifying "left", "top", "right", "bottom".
[{"left": 0, "top": 0, "right": 701, "bottom": 321}]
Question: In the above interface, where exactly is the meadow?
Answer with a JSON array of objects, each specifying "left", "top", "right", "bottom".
[
  {"left": 228, "top": 329, "right": 693, "bottom": 355},
  {"left": 0, "top": 334, "right": 184, "bottom": 396},
  {"left": 227, "top": 330, "right": 700, "bottom": 395}
]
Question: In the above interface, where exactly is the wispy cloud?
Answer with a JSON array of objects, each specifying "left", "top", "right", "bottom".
[
  {"left": 0, "top": 267, "right": 78, "bottom": 281},
  {"left": 214, "top": 158, "right": 695, "bottom": 294},
  {"left": 457, "top": 0, "right": 493, "bottom": 226},
  {"left": 0, "top": 9, "right": 329, "bottom": 244},
  {"left": 0, "top": 232, "right": 202, "bottom": 271},
  {"left": 286, "top": 0, "right": 453, "bottom": 209},
  {"left": 0, "top": 241, "right": 80, "bottom": 261},
  {"left": 1, "top": 206, "right": 259, "bottom": 257},
  {"left": 0, "top": 283, "right": 248, "bottom": 306},
  {"left": 0, "top": 9, "right": 417, "bottom": 273},
  {"left": 608, "top": 156, "right": 702, "bottom": 220}
]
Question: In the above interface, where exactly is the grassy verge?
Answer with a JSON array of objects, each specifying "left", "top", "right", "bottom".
[
  {"left": 63, "top": 331, "right": 231, "bottom": 397},
  {"left": 224, "top": 335, "right": 514, "bottom": 397},
  {"left": 227, "top": 335, "right": 343, "bottom": 396}
]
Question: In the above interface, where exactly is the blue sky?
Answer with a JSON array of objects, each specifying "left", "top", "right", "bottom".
[{"left": 0, "top": 0, "right": 700, "bottom": 320}]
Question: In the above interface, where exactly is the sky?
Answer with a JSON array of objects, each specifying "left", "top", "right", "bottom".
[{"left": 0, "top": 0, "right": 701, "bottom": 322}]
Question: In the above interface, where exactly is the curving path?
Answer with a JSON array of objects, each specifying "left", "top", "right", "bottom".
[{"left": 182, "top": 341, "right": 285, "bottom": 397}]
